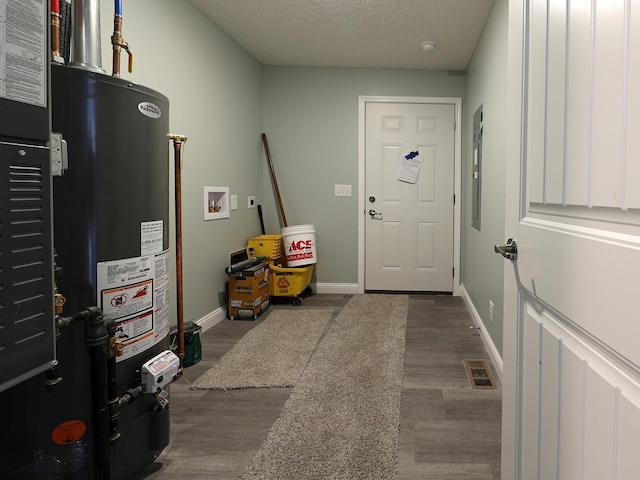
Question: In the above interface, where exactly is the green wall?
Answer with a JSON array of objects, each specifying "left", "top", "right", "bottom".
[
  {"left": 99, "top": 0, "right": 264, "bottom": 324},
  {"left": 95, "top": 0, "right": 508, "bottom": 362},
  {"left": 261, "top": 67, "right": 466, "bottom": 284},
  {"left": 462, "top": 0, "right": 508, "bottom": 356}
]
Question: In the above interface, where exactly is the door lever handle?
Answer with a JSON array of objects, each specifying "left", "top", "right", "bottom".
[
  {"left": 494, "top": 238, "right": 518, "bottom": 261},
  {"left": 368, "top": 209, "right": 383, "bottom": 219}
]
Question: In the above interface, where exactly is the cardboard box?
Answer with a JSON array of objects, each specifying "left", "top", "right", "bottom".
[
  {"left": 228, "top": 262, "right": 270, "bottom": 320},
  {"left": 228, "top": 295, "right": 269, "bottom": 320}
]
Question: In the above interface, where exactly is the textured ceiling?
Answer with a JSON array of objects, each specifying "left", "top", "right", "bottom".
[{"left": 189, "top": 0, "right": 495, "bottom": 71}]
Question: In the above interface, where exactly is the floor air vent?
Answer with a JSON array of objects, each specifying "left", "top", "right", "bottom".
[{"left": 463, "top": 359, "right": 497, "bottom": 390}]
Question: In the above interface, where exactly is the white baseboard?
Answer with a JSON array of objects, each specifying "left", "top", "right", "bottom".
[
  {"left": 197, "top": 281, "right": 465, "bottom": 334},
  {"left": 460, "top": 284, "right": 503, "bottom": 381},
  {"left": 194, "top": 306, "right": 227, "bottom": 333},
  {"left": 312, "top": 282, "right": 359, "bottom": 294}
]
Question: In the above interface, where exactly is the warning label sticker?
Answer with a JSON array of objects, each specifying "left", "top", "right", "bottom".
[
  {"left": 51, "top": 420, "right": 87, "bottom": 445},
  {"left": 102, "top": 280, "right": 153, "bottom": 321},
  {"left": 114, "top": 310, "right": 155, "bottom": 358},
  {"left": 97, "top": 251, "right": 170, "bottom": 362}
]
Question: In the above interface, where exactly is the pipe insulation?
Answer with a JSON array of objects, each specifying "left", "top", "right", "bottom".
[
  {"left": 51, "top": 0, "right": 62, "bottom": 63},
  {"left": 60, "top": 0, "right": 72, "bottom": 64},
  {"left": 85, "top": 308, "right": 112, "bottom": 480},
  {"left": 225, "top": 256, "right": 267, "bottom": 275},
  {"left": 56, "top": 307, "right": 114, "bottom": 480}
]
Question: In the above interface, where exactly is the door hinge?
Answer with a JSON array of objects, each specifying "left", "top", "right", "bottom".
[
  {"left": 452, "top": 267, "right": 455, "bottom": 278},
  {"left": 453, "top": 194, "right": 456, "bottom": 205}
]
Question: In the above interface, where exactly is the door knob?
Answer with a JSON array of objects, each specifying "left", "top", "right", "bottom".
[
  {"left": 368, "top": 209, "right": 382, "bottom": 219},
  {"left": 494, "top": 238, "right": 518, "bottom": 261}
]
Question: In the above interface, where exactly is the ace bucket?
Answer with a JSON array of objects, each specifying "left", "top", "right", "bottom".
[{"left": 282, "top": 224, "right": 318, "bottom": 267}]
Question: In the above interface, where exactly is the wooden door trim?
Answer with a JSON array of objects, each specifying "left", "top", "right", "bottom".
[{"left": 357, "top": 96, "right": 462, "bottom": 295}]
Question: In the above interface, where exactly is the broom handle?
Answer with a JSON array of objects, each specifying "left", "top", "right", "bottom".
[
  {"left": 262, "top": 133, "right": 288, "bottom": 228},
  {"left": 257, "top": 204, "right": 266, "bottom": 235}
]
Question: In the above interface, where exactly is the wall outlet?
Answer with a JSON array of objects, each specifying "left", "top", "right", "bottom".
[
  {"left": 248, "top": 195, "right": 256, "bottom": 208},
  {"left": 489, "top": 300, "right": 494, "bottom": 324},
  {"left": 334, "top": 184, "right": 352, "bottom": 197},
  {"left": 230, "top": 195, "right": 238, "bottom": 211}
]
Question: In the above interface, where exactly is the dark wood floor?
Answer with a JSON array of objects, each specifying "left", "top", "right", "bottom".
[{"left": 141, "top": 293, "right": 502, "bottom": 479}]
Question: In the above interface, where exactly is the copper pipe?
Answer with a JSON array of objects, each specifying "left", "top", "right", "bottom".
[
  {"left": 111, "top": 15, "right": 133, "bottom": 77},
  {"left": 51, "top": 0, "right": 62, "bottom": 63},
  {"left": 111, "top": 15, "right": 123, "bottom": 77},
  {"left": 261, "top": 133, "right": 288, "bottom": 227},
  {"left": 168, "top": 134, "right": 187, "bottom": 371}
]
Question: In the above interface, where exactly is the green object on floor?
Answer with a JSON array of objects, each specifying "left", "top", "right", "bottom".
[{"left": 170, "top": 322, "right": 202, "bottom": 367}]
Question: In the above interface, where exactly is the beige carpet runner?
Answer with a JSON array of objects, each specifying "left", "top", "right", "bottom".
[
  {"left": 189, "top": 308, "right": 333, "bottom": 390},
  {"left": 241, "top": 294, "right": 409, "bottom": 479}
]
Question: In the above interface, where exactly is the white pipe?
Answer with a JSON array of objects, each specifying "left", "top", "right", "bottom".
[{"left": 69, "top": 0, "right": 106, "bottom": 73}]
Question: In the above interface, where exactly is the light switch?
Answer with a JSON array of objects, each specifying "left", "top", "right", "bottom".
[{"left": 334, "top": 184, "right": 352, "bottom": 197}]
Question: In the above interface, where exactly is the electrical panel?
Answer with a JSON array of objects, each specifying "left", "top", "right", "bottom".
[{"left": 472, "top": 104, "right": 483, "bottom": 231}]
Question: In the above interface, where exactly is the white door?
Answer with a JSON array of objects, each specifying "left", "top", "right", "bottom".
[
  {"left": 502, "top": 1, "right": 640, "bottom": 478},
  {"left": 364, "top": 102, "right": 455, "bottom": 292}
]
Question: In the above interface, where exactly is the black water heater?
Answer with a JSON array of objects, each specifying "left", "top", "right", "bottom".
[
  {"left": 0, "top": 65, "right": 172, "bottom": 480},
  {"left": 52, "top": 66, "right": 172, "bottom": 480}
]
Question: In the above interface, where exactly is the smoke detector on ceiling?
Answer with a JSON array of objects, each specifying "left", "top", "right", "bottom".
[{"left": 421, "top": 41, "right": 437, "bottom": 53}]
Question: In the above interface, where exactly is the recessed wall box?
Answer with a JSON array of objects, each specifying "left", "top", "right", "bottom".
[{"left": 204, "top": 186, "right": 230, "bottom": 220}]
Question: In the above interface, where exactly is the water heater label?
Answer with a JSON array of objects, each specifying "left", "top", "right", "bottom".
[
  {"left": 138, "top": 101, "right": 162, "bottom": 118},
  {"left": 141, "top": 220, "right": 163, "bottom": 255},
  {"left": 97, "top": 251, "right": 171, "bottom": 362},
  {"left": 0, "top": 0, "right": 47, "bottom": 107}
]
